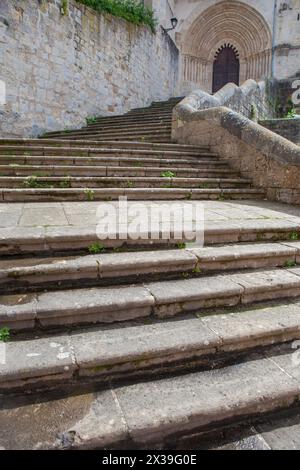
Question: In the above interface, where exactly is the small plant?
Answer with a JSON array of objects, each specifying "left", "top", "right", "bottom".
[
  {"left": 0, "top": 327, "right": 10, "bottom": 342},
  {"left": 76, "top": 0, "right": 158, "bottom": 33},
  {"left": 132, "top": 161, "right": 143, "bottom": 167},
  {"left": 192, "top": 267, "right": 202, "bottom": 274},
  {"left": 84, "top": 188, "right": 95, "bottom": 201},
  {"left": 286, "top": 109, "right": 297, "bottom": 119},
  {"left": 86, "top": 116, "right": 97, "bottom": 125},
  {"left": 218, "top": 193, "right": 225, "bottom": 201},
  {"left": 61, "top": 0, "right": 69, "bottom": 16},
  {"left": 290, "top": 231, "right": 299, "bottom": 241},
  {"left": 284, "top": 260, "right": 297, "bottom": 268},
  {"left": 23, "top": 176, "right": 52, "bottom": 189},
  {"left": 126, "top": 180, "right": 133, "bottom": 188},
  {"left": 59, "top": 177, "right": 71, "bottom": 188},
  {"left": 88, "top": 242, "right": 105, "bottom": 254},
  {"left": 186, "top": 192, "right": 192, "bottom": 200},
  {"left": 181, "top": 272, "right": 189, "bottom": 279},
  {"left": 177, "top": 242, "right": 186, "bottom": 249},
  {"left": 250, "top": 104, "right": 258, "bottom": 122},
  {"left": 161, "top": 171, "right": 175, "bottom": 178}
]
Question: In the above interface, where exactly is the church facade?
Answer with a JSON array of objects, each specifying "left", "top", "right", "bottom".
[{"left": 157, "top": 0, "right": 300, "bottom": 94}]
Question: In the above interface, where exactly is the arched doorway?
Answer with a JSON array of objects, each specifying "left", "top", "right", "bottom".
[
  {"left": 179, "top": 1, "right": 272, "bottom": 93},
  {"left": 212, "top": 44, "right": 240, "bottom": 93}
]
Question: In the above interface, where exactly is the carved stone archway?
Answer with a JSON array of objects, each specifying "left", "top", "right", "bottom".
[{"left": 179, "top": 1, "right": 272, "bottom": 93}]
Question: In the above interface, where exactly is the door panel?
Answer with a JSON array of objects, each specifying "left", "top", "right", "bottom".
[{"left": 212, "top": 46, "right": 240, "bottom": 93}]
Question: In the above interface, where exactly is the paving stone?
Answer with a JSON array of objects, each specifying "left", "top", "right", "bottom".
[
  {"left": 147, "top": 276, "right": 243, "bottom": 317},
  {"left": 36, "top": 285, "right": 155, "bottom": 326},
  {"left": 115, "top": 351, "right": 299, "bottom": 445},
  {"left": 71, "top": 318, "right": 220, "bottom": 377},
  {"left": 229, "top": 269, "right": 300, "bottom": 303},
  {"left": 0, "top": 335, "right": 76, "bottom": 389}
]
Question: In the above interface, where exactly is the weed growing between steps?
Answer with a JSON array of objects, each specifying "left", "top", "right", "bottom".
[
  {"left": 88, "top": 242, "right": 105, "bottom": 254},
  {"left": 76, "top": 0, "right": 158, "bottom": 33},
  {"left": 0, "top": 327, "right": 10, "bottom": 342}
]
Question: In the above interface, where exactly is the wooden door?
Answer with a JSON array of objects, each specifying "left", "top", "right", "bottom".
[{"left": 212, "top": 46, "right": 240, "bottom": 93}]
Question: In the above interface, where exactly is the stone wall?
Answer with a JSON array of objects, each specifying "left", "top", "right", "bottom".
[
  {"left": 172, "top": 89, "right": 300, "bottom": 205},
  {"left": 0, "top": 0, "right": 179, "bottom": 138},
  {"left": 260, "top": 118, "right": 300, "bottom": 145}
]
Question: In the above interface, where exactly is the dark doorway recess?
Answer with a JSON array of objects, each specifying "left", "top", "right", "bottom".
[{"left": 212, "top": 44, "right": 240, "bottom": 93}]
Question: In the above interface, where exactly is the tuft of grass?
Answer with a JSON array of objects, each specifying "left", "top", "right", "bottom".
[
  {"left": 176, "top": 242, "right": 186, "bottom": 249},
  {"left": 161, "top": 171, "right": 175, "bottom": 178},
  {"left": 86, "top": 116, "right": 97, "bottom": 125},
  {"left": 290, "top": 231, "right": 299, "bottom": 241},
  {"left": 76, "top": 0, "right": 158, "bottom": 33},
  {"left": 284, "top": 260, "right": 297, "bottom": 268},
  {"left": 84, "top": 188, "right": 95, "bottom": 201},
  {"left": 22, "top": 176, "right": 52, "bottom": 188},
  {"left": 61, "top": 0, "right": 69, "bottom": 16},
  {"left": 88, "top": 242, "right": 105, "bottom": 254},
  {"left": 0, "top": 327, "right": 10, "bottom": 342}
]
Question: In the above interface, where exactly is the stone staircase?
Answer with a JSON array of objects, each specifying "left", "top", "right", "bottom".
[
  {"left": 1, "top": 98, "right": 300, "bottom": 449},
  {"left": 0, "top": 98, "right": 264, "bottom": 202}
]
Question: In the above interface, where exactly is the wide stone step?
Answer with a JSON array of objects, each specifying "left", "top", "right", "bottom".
[
  {"left": 72, "top": 124, "right": 172, "bottom": 133},
  {"left": 1, "top": 301, "right": 300, "bottom": 393},
  {"left": 0, "top": 243, "right": 298, "bottom": 294},
  {"left": 0, "top": 164, "right": 237, "bottom": 178},
  {"left": 0, "top": 176, "right": 252, "bottom": 189},
  {"left": 2, "top": 267, "right": 300, "bottom": 330},
  {"left": 2, "top": 217, "right": 296, "bottom": 257},
  {"left": 54, "top": 134, "right": 173, "bottom": 142},
  {"left": 47, "top": 127, "right": 172, "bottom": 139},
  {"left": 87, "top": 119, "right": 173, "bottom": 129},
  {"left": 0, "top": 187, "right": 263, "bottom": 202},
  {"left": 0, "top": 139, "right": 210, "bottom": 153},
  {"left": 0, "top": 156, "right": 227, "bottom": 169},
  {"left": 0, "top": 342, "right": 299, "bottom": 449}
]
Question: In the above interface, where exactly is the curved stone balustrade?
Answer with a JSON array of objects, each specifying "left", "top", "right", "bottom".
[{"left": 173, "top": 82, "right": 300, "bottom": 204}]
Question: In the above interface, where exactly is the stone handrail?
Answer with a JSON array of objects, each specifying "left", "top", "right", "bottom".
[{"left": 172, "top": 82, "right": 300, "bottom": 204}]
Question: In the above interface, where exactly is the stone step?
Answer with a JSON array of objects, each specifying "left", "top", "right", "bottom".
[
  {"left": 0, "top": 146, "right": 212, "bottom": 159},
  {"left": 78, "top": 121, "right": 172, "bottom": 134},
  {"left": 87, "top": 119, "right": 173, "bottom": 129},
  {"left": 2, "top": 267, "right": 300, "bottom": 330},
  {"left": 0, "top": 342, "right": 299, "bottom": 449},
  {"left": 0, "top": 176, "right": 252, "bottom": 189},
  {"left": 47, "top": 127, "right": 172, "bottom": 139},
  {"left": 1, "top": 301, "right": 299, "bottom": 393},
  {"left": 0, "top": 139, "right": 210, "bottom": 153},
  {"left": 0, "top": 164, "right": 238, "bottom": 178},
  {"left": 0, "top": 187, "right": 263, "bottom": 202},
  {"left": 2, "top": 216, "right": 296, "bottom": 257},
  {"left": 0, "top": 156, "right": 227, "bottom": 169},
  {"left": 54, "top": 134, "right": 173, "bottom": 142},
  {"left": 0, "top": 242, "right": 298, "bottom": 294}
]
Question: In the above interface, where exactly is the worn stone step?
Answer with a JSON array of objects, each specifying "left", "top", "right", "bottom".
[
  {"left": 75, "top": 124, "right": 172, "bottom": 133},
  {"left": 0, "top": 146, "right": 214, "bottom": 160},
  {"left": 0, "top": 157, "right": 227, "bottom": 170},
  {"left": 0, "top": 176, "right": 252, "bottom": 190},
  {"left": 0, "top": 187, "right": 264, "bottom": 202},
  {"left": 2, "top": 267, "right": 300, "bottom": 330},
  {"left": 0, "top": 342, "right": 299, "bottom": 449},
  {"left": 56, "top": 134, "right": 173, "bottom": 142},
  {"left": 0, "top": 164, "right": 237, "bottom": 178},
  {"left": 2, "top": 216, "right": 297, "bottom": 257},
  {"left": 87, "top": 119, "right": 173, "bottom": 130},
  {"left": 0, "top": 139, "right": 210, "bottom": 152},
  {"left": 47, "top": 128, "right": 172, "bottom": 139},
  {"left": 0, "top": 243, "right": 298, "bottom": 294},
  {"left": 1, "top": 300, "right": 300, "bottom": 392}
]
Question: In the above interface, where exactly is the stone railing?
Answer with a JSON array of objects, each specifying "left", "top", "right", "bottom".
[{"left": 172, "top": 82, "right": 300, "bottom": 205}]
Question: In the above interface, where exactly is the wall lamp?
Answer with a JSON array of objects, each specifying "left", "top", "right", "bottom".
[{"left": 162, "top": 17, "right": 178, "bottom": 34}]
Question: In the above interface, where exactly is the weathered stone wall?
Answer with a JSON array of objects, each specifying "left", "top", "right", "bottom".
[
  {"left": 173, "top": 92, "right": 300, "bottom": 205},
  {"left": 260, "top": 118, "right": 300, "bottom": 145},
  {"left": 0, "top": 0, "right": 179, "bottom": 137}
]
